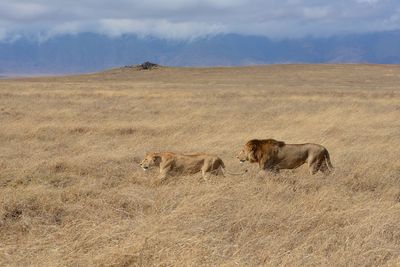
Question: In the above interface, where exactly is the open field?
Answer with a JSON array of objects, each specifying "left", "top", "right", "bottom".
[{"left": 1, "top": 64, "right": 400, "bottom": 266}]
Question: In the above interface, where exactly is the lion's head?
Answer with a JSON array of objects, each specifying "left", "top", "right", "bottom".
[
  {"left": 139, "top": 153, "right": 161, "bottom": 171},
  {"left": 236, "top": 149, "right": 248, "bottom": 163},
  {"left": 236, "top": 144, "right": 257, "bottom": 163},
  {"left": 236, "top": 139, "right": 285, "bottom": 164},
  {"left": 236, "top": 139, "right": 263, "bottom": 163}
]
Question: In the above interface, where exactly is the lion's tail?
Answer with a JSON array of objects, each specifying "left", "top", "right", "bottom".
[
  {"left": 324, "top": 149, "right": 334, "bottom": 171},
  {"left": 222, "top": 168, "right": 248, "bottom": 176},
  {"left": 212, "top": 159, "right": 247, "bottom": 176},
  {"left": 220, "top": 159, "right": 225, "bottom": 169}
]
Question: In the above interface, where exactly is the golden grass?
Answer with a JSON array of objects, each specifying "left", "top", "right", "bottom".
[{"left": 1, "top": 64, "right": 400, "bottom": 266}]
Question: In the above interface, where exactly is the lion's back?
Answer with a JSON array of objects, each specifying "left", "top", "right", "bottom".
[{"left": 304, "top": 143, "right": 327, "bottom": 154}]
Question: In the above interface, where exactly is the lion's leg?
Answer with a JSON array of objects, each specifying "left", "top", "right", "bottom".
[
  {"left": 264, "top": 166, "right": 279, "bottom": 176},
  {"left": 309, "top": 164, "right": 318, "bottom": 175},
  {"left": 202, "top": 160, "right": 213, "bottom": 182},
  {"left": 308, "top": 159, "right": 318, "bottom": 175},
  {"left": 309, "top": 157, "right": 322, "bottom": 175},
  {"left": 219, "top": 166, "right": 226, "bottom": 177},
  {"left": 259, "top": 167, "right": 279, "bottom": 177},
  {"left": 307, "top": 155, "right": 318, "bottom": 175},
  {"left": 158, "top": 166, "right": 171, "bottom": 183},
  {"left": 203, "top": 159, "right": 223, "bottom": 181},
  {"left": 271, "top": 167, "right": 280, "bottom": 175},
  {"left": 259, "top": 160, "right": 268, "bottom": 170},
  {"left": 257, "top": 157, "right": 273, "bottom": 176},
  {"left": 257, "top": 170, "right": 266, "bottom": 178},
  {"left": 157, "top": 172, "right": 168, "bottom": 183},
  {"left": 201, "top": 169, "right": 210, "bottom": 182},
  {"left": 213, "top": 161, "right": 225, "bottom": 177},
  {"left": 319, "top": 159, "right": 331, "bottom": 174}
]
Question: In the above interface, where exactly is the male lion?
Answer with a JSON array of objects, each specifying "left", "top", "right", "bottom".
[
  {"left": 139, "top": 152, "right": 246, "bottom": 182},
  {"left": 236, "top": 139, "right": 333, "bottom": 175}
]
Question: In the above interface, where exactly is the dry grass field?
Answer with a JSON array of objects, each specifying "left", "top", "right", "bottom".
[{"left": 1, "top": 64, "right": 400, "bottom": 266}]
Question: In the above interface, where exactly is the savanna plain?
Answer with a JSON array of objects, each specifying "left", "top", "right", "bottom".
[{"left": 0, "top": 65, "right": 400, "bottom": 266}]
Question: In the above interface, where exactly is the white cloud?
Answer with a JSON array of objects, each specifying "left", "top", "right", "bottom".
[
  {"left": 0, "top": 28, "right": 7, "bottom": 40},
  {"left": 356, "top": 0, "right": 380, "bottom": 4},
  {"left": 98, "top": 19, "right": 226, "bottom": 40},
  {"left": 302, "top": 6, "right": 331, "bottom": 20},
  {"left": 0, "top": 2, "right": 51, "bottom": 21},
  {"left": 0, "top": 0, "right": 399, "bottom": 41}
]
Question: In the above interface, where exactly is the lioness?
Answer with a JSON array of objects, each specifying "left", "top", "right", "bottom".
[
  {"left": 140, "top": 152, "right": 246, "bottom": 182},
  {"left": 236, "top": 139, "right": 333, "bottom": 175}
]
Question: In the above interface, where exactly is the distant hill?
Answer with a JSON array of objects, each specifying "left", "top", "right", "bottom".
[{"left": 1, "top": 31, "right": 400, "bottom": 75}]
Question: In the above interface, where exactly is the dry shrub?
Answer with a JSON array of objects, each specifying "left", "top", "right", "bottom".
[
  {"left": 0, "top": 188, "right": 65, "bottom": 235},
  {"left": 69, "top": 126, "right": 92, "bottom": 134}
]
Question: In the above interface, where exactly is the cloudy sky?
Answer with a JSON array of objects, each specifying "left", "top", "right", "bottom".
[{"left": 0, "top": 0, "right": 399, "bottom": 40}]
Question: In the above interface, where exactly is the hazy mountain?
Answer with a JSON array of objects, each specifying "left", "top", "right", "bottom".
[{"left": 1, "top": 31, "right": 400, "bottom": 75}]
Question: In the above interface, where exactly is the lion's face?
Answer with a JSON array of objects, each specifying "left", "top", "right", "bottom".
[
  {"left": 236, "top": 144, "right": 259, "bottom": 163},
  {"left": 139, "top": 154, "right": 159, "bottom": 171},
  {"left": 236, "top": 149, "right": 248, "bottom": 163}
]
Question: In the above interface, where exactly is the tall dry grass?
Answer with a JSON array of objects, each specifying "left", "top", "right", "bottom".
[{"left": 0, "top": 65, "right": 400, "bottom": 266}]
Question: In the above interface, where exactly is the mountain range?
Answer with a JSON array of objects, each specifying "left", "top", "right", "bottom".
[{"left": 1, "top": 30, "right": 400, "bottom": 75}]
